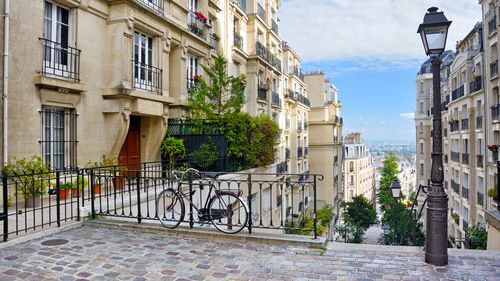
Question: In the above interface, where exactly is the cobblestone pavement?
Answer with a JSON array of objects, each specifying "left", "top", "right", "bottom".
[{"left": 0, "top": 225, "right": 499, "bottom": 281}]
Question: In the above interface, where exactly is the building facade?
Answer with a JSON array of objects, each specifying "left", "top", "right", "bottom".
[
  {"left": 304, "top": 71, "right": 343, "bottom": 216},
  {"left": 343, "top": 132, "right": 376, "bottom": 203}
]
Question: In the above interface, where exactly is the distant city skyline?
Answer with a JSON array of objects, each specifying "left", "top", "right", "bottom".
[{"left": 279, "top": 0, "right": 482, "bottom": 141}]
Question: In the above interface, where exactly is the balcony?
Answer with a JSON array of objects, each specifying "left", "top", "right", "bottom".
[
  {"left": 230, "top": 0, "right": 246, "bottom": 11},
  {"left": 297, "top": 147, "right": 303, "bottom": 158},
  {"left": 451, "top": 85, "right": 464, "bottom": 101},
  {"left": 476, "top": 115, "right": 483, "bottom": 130},
  {"left": 271, "top": 91, "right": 281, "bottom": 108},
  {"left": 285, "top": 89, "right": 297, "bottom": 101},
  {"left": 450, "top": 121, "right": 459, "bottom": 132},
  {"left": 462, "top": 153, "right": 469, "bottom": 165},
  {"left": 461, "top": 118, "right": 469, "bottom": 131},
  {"left": 132, "top": 60, "right": 163, "bottom": 94},
  {"left": 451, "top": 180, "right": 460, "bottom": 194},
  {"left": 257, "top": 3, "right": 266, "bottom": 21},
  {"left": 299, "top": 171, "right": 309, "bottom": 182},
  {"left": 297, "top": 122, "right": 303, "bottom": 133},
  {"left": 41, "top": 38, "right": 81, "bottom": 82},
  {"left": 463, "top": 220, "right": 469, "bottom": 230},
  {"left": 257, "top": 86, "right": 268, "bottom": 102},
  {"left": 271, "top": 19, "right": 278, "bottom": 34},
  {"left": 255, "top": 42, "right": 281, "bottom": 71},
  {"left": 477, "top": 191, "right": 484, "bottom": 206},
  {"left": 469, "top": 77, "right": 482, "bottom": 93},
  {"left": 297, "top": 93, "right": 311, "bottom": 107},
  {"left": 233, "top": 33, "right": 243, "bottom": 50},
  {"left": 188, "top": 11, "right": 209, "bottom": 39},
  {"left": 291, "top": 66, "right": 305, "bottom": 82},
  {"left": 451, "top": 151, "right": 460, "bottom": 162},
  {"left": 285, "top": 148, "right": 290, "bottom": 159},
  {"left": 462, "top": 186, "right": 469, "bottom": 200},
  {"left": 477, "top": 154, "right": 484, "bottom": 168},
  {"left": 488, "top": 15, "right": 497, "bottom": 35},
  {"left": 492, "top": 104, "right": 500, "bottom": 121},
  {"left": 491, "top": 60, "right": 498, "bottom": 77},
  {"left": 139, "top": 0, "right": 163, "bottom": 13},
  {"left": 276, "top": 161, "right": 288, "bottom": 174}
]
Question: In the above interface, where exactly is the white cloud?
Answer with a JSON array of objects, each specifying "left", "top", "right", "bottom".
[
  {"left": 400, "top": 112, "right": 415, "bottom": 120},
  {"left": 280, "top": 0, "right": 481, "bottom": 63}
]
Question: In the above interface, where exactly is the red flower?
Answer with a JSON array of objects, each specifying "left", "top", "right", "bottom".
[
  {"left": 488, "top": 144, "right": 499, "bottom": 152},
  {"left": 193, "top": 75, "right": 202, "bottom": 80},
  {"left": 194, "top": 12, "right": 207, "bottom": 23}
]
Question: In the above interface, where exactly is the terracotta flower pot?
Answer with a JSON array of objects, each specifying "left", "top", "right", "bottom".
[
  {"left": 113, "top": 178, "right": 125, "bottom": 190},
  {"left": 59, "top": 189, "right": 70, "bottom": 201}
]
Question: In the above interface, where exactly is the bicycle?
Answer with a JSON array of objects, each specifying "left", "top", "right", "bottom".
[{"left": 156, "top": 168, "right": 249, "bottom": 234}]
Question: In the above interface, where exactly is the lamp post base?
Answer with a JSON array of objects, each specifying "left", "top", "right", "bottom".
[{"left": 425, "top": 189, "right": 448, "bottom": 266}]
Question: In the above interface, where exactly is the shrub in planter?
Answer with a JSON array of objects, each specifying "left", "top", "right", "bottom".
[{"left": 488, "top": 184, "right": 498, "bottom": 201}]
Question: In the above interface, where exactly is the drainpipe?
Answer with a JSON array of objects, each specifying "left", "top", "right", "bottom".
[
  {"left": 481, "top": 3, "right": 490, "bottom": 211},
  {"left": 2, "top": 0, "right": 9, "bottom": 167}
]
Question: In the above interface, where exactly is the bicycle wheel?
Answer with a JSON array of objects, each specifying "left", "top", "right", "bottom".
[
  {"left": 208, "top": 192, "right": 248, "bottom": 234},
  {"left": 156, "top": 188, "right": 185, "bottom": 229}
]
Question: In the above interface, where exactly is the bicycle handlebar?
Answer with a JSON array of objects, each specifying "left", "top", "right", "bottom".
[{"left": 172, "top": 168, "right": 201, "bottom": 181}]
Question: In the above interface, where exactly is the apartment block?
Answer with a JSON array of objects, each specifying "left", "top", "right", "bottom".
[
  {"left": 304, "top": 71, "right": 343, "bottom": 215},
  {"left": 343, "top": 133, "right": 376, "bottom": 203}
]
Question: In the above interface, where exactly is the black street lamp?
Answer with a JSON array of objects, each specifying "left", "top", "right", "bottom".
[
  {"left": 417, "top": 6, "right": 452, "bottom": 266},
  {"left": 390, "top": 179, "right": 401, "bottom": 245}
]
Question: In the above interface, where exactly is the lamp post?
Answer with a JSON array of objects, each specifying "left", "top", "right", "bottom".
[
  {"left": 382, "top": 223, "right": 390, "bottom": 245},
  {"left": 390, "top": 179, "right": 401, "bottom": 245},
  {"left": 417, "top": 7, "right": 451, "bottom": 266}
]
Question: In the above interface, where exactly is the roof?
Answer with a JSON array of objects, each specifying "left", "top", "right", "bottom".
[{"left": 417, "top": 50, "right": 455, "bottom": 75}]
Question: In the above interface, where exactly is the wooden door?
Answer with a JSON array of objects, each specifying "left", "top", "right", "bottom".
[{"left": 119, "top": 116, "right": 141, "bottom": 173}]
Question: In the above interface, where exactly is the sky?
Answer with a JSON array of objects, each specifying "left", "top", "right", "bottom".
[{"left": 279, "top": 0, "right": 482, "bottom": 142}]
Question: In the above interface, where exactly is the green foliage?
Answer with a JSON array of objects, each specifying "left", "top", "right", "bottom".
[
  {"left": 465, "top": 224, "right": 487, "bottom": 250},
  {"left": 189, "top": 141, "right": 219, "bottom": 170},
  {"left": 380, "top": 202, "right": 425, "bottom": 246},
  {"left": 285, "top": 206, "right": 334, "bottom": 237},
  {"left": 85, "top": 155, "right": 117, "bottom": 168},
  {"left": 451, "top": 212, "right": 459, "bottom": 224},
  {"left": 3, "top": 156, "right": 51, "bottom": 200},
  {"left": 339, "top": 195, "right": 376, "bottom": 243},
  {"left": 377, "top": 153, "right": 399, "bottom": 212},
  {"left": 488, "top": 184, "right": 498, "bottom": 200},
  {"left": 187, "top": 53, "right": 246, "bottom": 119},
  {"left": 160, "top": 137, "right": 187, "bottom": 171},
  {"left": 316, "top": 204, "right": 334, "bottom": 225}
]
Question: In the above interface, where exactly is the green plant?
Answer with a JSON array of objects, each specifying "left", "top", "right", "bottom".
[
  {"left": 465, "top": 224, "right": 487, "bottom": 250},
  {"left": 85, "top": 155, "right": 117, "bottom": 168},
  {"left": 3, "top": 156, "right": 51, "bottom": 200},
  {"left": 58, "top": 182, "right": 72, "bottom": 190},
  {"left": 189, "top": 142, "right": 219, "bottom": 170},
  {"left": 488, "top": 185, "right": 498, "bottom": 200},
  {"left": 451, "top": 212, "right": 459, "bottom": 224},
  {"left": 160, "top": 137, "right": 187, "bottom": 171}
]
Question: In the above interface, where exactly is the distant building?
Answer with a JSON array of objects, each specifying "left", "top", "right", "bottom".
[{"left": 343, "top": 133, "right": 376, "bottom": 203}]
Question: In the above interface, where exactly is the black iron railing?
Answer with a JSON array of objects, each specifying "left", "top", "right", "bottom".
[
  {"left": 462, "top": 153, "right": 469, "bottom": 165},
  {"left": 257, "top": 87, "right": 268, "bottom": 102},
  {"left": 286, "top": 89, "right": 297, "bottom": 101},
  {"left": 271, "top": 91, "right": 280, "bottom": 107},
  {"left": 443, "top": 154, "right": 448, "bottom": 163},
  {"left": 489, "top": 15, "right": 497, "bottom": 35},
  {"left": 461, "top": 118, "right": 469, "bottom": 130},
  {"left": 257, "top": 3, "right": 266, "bottom": 21},
  {"left": 188, "top": 11, "right": 208, "bottom": 39},
  {"left": 234, "top": 32, "right": 243, "bottom": 50},
  {"left": 276, "top": 162, "right": 288, "bottom": 174},
  {"left": 297, "top": 147, "right": 303, "bottom": 158},
  {"left": 451, "top": 151, "right": 460, "bottom": 162},
  {"left": 271, "top": 19, "right": 278, "bottom": 34},
  {"left": 491, "top": 60, "right": 498, "bottom": 77},
  {"left": 297, "top": 93, "right": 310, "bottom": 107},
  {"left": 285, "top": 148, "right": 290, "bottom": 159},
  {"left": 139, "top": 0, "right": 164, "bottom": 13},
  {"left": 492, "top": 104, "right": 500, "bottom": 121},
  {"left": 256, "top": 41, "right": 268, "bottom": 60},
  {"left": 41, "top": 38, "right": 81, "bottom": 82},
  {"left": 477, "top": 154, "right": 484, "bottom": 168},
  {"left": 451, "top": 180, "right": 460, "bottom": 194},
  {"left": 450, "top": 121, "right": 459, "bottom": 132},
  {"left": 469, "top": 77, "right": 482, "bottom": 93},
  {"left": 451, "top": 84, "right": 464, "bottom": 100},
  {"left": 477, "top": 192, "right": 484, "bottom": 206},
  {"left": 132, "top": 60, "right": 163, "bottom": 94},
  {"left": 462, "top": 186, "right": 469, "bottom": 199},
  {"left": 304, "top": 147, "right": 308, "bottom": 156},
  {"left": 230, "top": 0, "right": 246, "bottom": 11}
]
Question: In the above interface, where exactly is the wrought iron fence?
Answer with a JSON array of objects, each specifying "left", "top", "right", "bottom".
[
  {"left": 40, "top": 38, "right": 81, "bottom": 82},
  {"left": 139, "top": 0, "right": 164, "bottom": 13},
  {"left": 132, "top": 60, "right": 163, "bottom": 94}
]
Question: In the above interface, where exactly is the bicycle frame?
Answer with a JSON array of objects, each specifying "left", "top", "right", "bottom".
[{"left": 176, "top": 177, "right": 217, "bottom": 222}]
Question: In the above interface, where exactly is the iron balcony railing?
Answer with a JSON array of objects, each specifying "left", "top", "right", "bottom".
[
  {"left": 139, "top": 0, "right": 163, "bottom": 13},
  {"left": 477, "top": 154, "right": 484, "bottom": 168},
  {"left": 469, "top": 77, "right": 482, "bottom": 93},
  {"left": 450, "top": 121, "right": 459, "bottom": 132},
  {"left": 476, "top": 115, "right": 483, "bottom": 130},
  {"left": 491, "top": 60, "right": 498, "bottom": 77},
  {"left": 492, "top": 104, "right": 500, "bottom": 121},
  {"left": 132, "top": 60, "right": 163, "bottom": 94},
  {"left": 477, "top": 192, "right": 484, "bottom": 206},
  {"left": 297, "top": 147, "right": 303, "bottom": 158},
  {"left": 463, "top": 220, "right": 468, "bottom": 230},
  {"left": 286, "top": 89, "right": 297, "bottom": 101},
  {"left": 462, "top": 153, "right": 469, "bottom": 165},
  {"left": 257, "top": 3, "right": 266, "bottom": 21},
  {"left": 41, "top": 38, "right": 81, "bottom": 82},
  {"left": 285, "top": 148, "right": 290, "bottom": 159},
  {"left": 209, "top": 33, "right": 218, "bottom": 49},
  {"left": 271, "top": 19, "right": 278, "bottom": 34},
  {"left": 462, "top": 186, "right": 469, "bottom": 199},
  {"left": 297, "top": 93, "right": 310, "bottom": 107},
  {"left": 299, "top": 171, "right": 309, "bottom": 182},
  {"left": 257, "top": 87, "right": 268, "bottom": 102},
  {"left": 234, "top": 32, "right": 243, "bottom": 50},
  {"left": 461, "top": 118, "right": 469, "bottom": 131},
  {"left": 451, "top": 84, "right": 465, "bottom": 101},
  {"left": 271, "top": 91, "right": 280, "bottom": 107},
  {"left": 451, "top": 180, "right": 460, "bottom": 194},
  {"left": 230, "top": 0, "right": 246, "bottom": 11},
  {"left": 451, "top": 151, "right": 460, "bottom": 162},
  {"left": 276, "top": 161, "right": 288, "bottom": 174},
  {"left": 291, "top": 66, "right": 305, "bottom": 82},
  {"left": 255, "top": 42, "right": 281, "bottom": 71},
  {"left": 268, "top": 53, "right": 282, "bottom": 71},
  {"left": 488, "top": 15, "right": 497, "bottom": 35},
  {"left": 188, "top": 11, "right": 208, "bottom": 39}
]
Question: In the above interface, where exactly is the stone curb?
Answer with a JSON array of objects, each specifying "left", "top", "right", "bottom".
[{"left": 86, "top": 218, "right": 327, "bottom": 248}]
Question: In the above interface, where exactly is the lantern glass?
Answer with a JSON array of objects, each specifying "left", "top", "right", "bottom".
[{"left": 423, "top": 26, "right": 448, "bottom": 54}]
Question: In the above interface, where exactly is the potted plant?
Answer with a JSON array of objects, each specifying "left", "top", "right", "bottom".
[
  {"left": 86, "top": 155, "right": 125, "bottom": 193},
  {"left": 488, "top": 184, "right": 498, "bottom": 201},
  {"left": 57, "top": 181, "right": 72, "bottom": 200},
  {"left": 2, "top": 156, "right": 51, "bottom": 208},
  {"left": 488, "top": 144, "right": 499, "bottom": 161},
  {"left": 451, "top": 212, "right": 459, "bottom": 224},
  {"left": 71, "top": 175, "right": 88, "bottom": 198}
]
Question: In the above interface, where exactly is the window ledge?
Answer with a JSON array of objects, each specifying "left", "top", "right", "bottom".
[{"left": 34, "top": 75, "right": 86, "bottom": 93}]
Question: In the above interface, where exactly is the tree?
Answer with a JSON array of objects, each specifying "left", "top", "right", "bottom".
[
  {"left": 377, "top": 153, "right": 399, "bottom": 212},
  {"left": 465, "top": 224, "right": 487, "bottom": 250},
  {"left": 160, "top": 137, "right": 187, "bottom": 172},
  {"left": 187, "top": 53, "right": 245, "bottom": 119},
  {"left": 338, "top": 195, "right": 376, "bottom": 243}
]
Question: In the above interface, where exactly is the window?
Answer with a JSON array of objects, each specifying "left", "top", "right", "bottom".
[
  {"left": 186, "top": 56, "right": 199, "bottom": 91},
  {"left": 349, "top": 161, "right": 354, "bottom": 172},
  {"left": 420, "top": 163, "right": 424, "bottom": 176},
  {"left": 134, "top": 32, "right": 159, "bottom": 92},
  {"left": 41, "top": 106, "right": 77, "bottom": 170},
  {"left": 43, "top": 1, "right": 79, "bottom": 81},
  {"left": 420, "top": 102, "right": 424, "bottom": 113},
  {"left": 420, "top": 143, "right": 424, "bottom": 154},
  {"left": 188, "top": 0, "right": 198, "bottom": 11}
]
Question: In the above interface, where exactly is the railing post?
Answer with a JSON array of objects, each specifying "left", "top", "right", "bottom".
[
  {"left": 189, "top": 172, "right": 194, "bottom": 229},
  {"left": 90, "top": 170, "right": 96, "bottom": 220},
  {"left": 76, "top": 169, "right": 80, "bottom": 220},
  {"left": 2, "top": 176, "right": 8, "bottom": 242},
  {"left": 136, "top": 171, "right": 142, "bottom": 223},
  {"left": 247, "top": 174, "right": 252, "bottom": 234},
  {"left": 313, "top": 175, "right": 317, "bottom": 239},
  {"left": 56, "top": 171, "right": 61, "bottom": 227}
]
